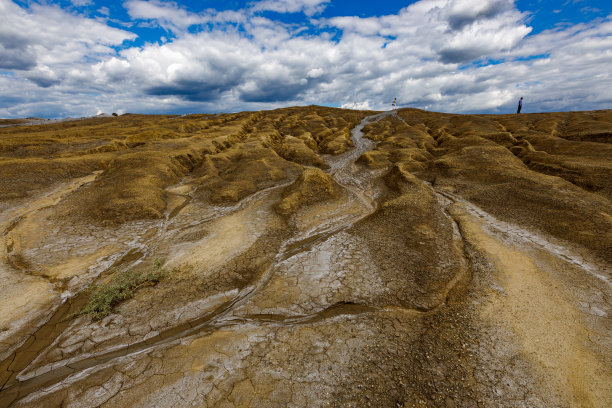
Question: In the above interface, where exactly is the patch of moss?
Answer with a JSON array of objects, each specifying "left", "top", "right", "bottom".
[{"left": 78, "top": 260, "right": 167, "bottom": 320}]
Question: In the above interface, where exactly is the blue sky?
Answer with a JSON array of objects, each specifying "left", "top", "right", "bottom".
[{"left": 1, "top": 0, "right": 611, "bottom": 117}]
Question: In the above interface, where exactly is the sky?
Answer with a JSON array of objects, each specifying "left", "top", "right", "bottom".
[{"left": 1, "top": 0, "right": 611, "bottom": 118}]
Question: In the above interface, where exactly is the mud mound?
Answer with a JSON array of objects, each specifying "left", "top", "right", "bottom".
[
  {"left": 272, "top": 135, "right": 329, "bottom": 169},
  {"left": 363, "top": 108, "right": 612, "bottom": 260},
  {"left": 1, "top": 107, "right": 611, "bottom": 408},
  {"left": 275, "top": 167, "right": 340, "bottom": 216}
]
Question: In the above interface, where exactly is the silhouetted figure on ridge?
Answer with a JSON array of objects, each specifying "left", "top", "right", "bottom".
[{"left": 517, "top": 97, "right": 523, "bottom": 114}]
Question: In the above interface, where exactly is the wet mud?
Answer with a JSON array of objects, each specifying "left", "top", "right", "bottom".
[{"left": 0, "top": 107, "right": 611, "bottom": 407}]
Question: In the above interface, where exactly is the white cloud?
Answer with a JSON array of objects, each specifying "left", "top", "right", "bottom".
[
  {"left": 124, "top": 0, "right": 209, "bottom": 33},
  {"left": 341, "top": 101, "right": 373, "bottom": 110},
  {"left": 71, "top": 0, "right": 93, "bottom": 6},
  {"left": 307, "top": 68, "right": 325, "bottom": 79},
  {"left": 251, "top": 0, "right": 330, "bottom": 16},
  {"left": 327, "top": 0, "right": 531, "bottom": 63},
  {"left": 0, "top": 0, "right": 134, "bottom": 73},
  {"left": 25, "top": 65, "right": 60, "bottom": 88},
  {"left": 0, "top": 0, "right": 611, "bottom": 118},
  {"left": 443, "top": 0, "right": 513, "bottom": 30}
]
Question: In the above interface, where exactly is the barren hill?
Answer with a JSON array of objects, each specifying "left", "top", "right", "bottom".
[{"left": 0, "top": 106, "right": 611, "bottom": 407}]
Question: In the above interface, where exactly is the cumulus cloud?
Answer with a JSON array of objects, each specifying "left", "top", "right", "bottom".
[
  {"left": 445, "top": 0, "right": 513, "bottom": 30},
  {"left": 251, "top": 0, "right": 330, "bottom": 16},
  {"left": 71, "top": 0, "right": 93, "bottom": 6},
  {"left": 0, "top": 0, "right": 134, "bottom": 84},
  {"left": 0, "top": 0, "right": 611, "bottom": 118},
  {"left": 124, "top": 0, "right": 209, "bottom": 33},
  {"left": 25, "top": 65, "right": 61, "bottom": 88},
  {"left": 341, "top": 101, "right": 372, "bottom": 110},
  {"left": 328, "top": 0, "right": 531, "bottom": 64},
  {"left": 0, "top": 38, "right": 36, "bottom": 70}
]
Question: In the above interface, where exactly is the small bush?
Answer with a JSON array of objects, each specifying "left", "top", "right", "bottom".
[{"left": 78, "top": 259, "right": 167, "bottom": 320}]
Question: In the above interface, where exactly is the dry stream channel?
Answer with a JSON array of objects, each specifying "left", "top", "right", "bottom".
[{"left": 0, "top": 113, "right": 386, "bottom": 406}]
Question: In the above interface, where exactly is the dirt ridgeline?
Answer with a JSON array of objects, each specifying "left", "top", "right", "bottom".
[{"left": 0, "top": 106, "right": 610, "bottom": 407}]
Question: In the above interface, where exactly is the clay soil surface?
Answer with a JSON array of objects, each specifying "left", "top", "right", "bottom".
[{"left": 0, "top": 106, "right": 610, "bottom": 407}]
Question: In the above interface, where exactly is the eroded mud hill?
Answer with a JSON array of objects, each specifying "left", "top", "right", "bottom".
[{"left": 0, "top": 106, "right": 610, "bottom": 407}]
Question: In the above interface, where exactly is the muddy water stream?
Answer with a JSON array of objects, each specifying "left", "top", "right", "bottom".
[{"left": 0, "top": 113, "right": 391, "bottom": 406}]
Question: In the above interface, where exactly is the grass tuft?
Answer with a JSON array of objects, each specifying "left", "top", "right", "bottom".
[{"left": 78, "top": 259, "right": 167, "bottom": 320}]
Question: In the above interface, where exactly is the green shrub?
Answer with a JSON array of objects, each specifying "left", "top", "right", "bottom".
[{"left": 78, "top": 259, "right": 166, "bottom": 320}]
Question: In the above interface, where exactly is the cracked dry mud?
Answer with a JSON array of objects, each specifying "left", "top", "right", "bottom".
[{"left": 0, "top": 107, "right": 611, "bottom": 407}]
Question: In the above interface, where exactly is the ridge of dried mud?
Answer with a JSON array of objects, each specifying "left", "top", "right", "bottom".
[{"left": 0, "top": 106, "right": 610, "bottom": 407}]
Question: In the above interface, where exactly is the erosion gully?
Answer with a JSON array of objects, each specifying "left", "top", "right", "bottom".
[
  {"left": 3, "top": 111, "right": 608, "bottom": 407},
  {"left": 0, "top": 112, "right": 393, "bottom": 406}
]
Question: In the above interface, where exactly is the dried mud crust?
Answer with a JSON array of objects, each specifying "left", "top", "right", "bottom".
[
  {"left": 1, "top": 107, "right": 611, "bottom": 407},
  {"left": 361, "top": 109, "right": 612, "bottom": 261}
]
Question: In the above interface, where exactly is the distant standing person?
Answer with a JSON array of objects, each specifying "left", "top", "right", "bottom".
[
  {"left": 392, "top": 98, "right": 397, "bottom": 109},
  {"left": 517, "top": 97, "right": 523, "bottom": 114}
]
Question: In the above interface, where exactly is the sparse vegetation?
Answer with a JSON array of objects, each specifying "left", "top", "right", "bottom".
[{"left": 78, "top": 259, "right": 167, "bottom": 320}]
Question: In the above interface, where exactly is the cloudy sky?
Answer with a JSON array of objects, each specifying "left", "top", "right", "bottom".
[{"left": 1, "top": 0, "right": 610, "bottom": 118}]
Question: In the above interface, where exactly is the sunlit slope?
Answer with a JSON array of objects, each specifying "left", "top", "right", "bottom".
[
  {"left": 0, "top": 107, "right": 365, "bottom": 221},
  {"left": 361, "top": 108, "right": 612, "bottom": 259},
  {"left": 0, "top": 106, "right": 610, "bottom": 408}
]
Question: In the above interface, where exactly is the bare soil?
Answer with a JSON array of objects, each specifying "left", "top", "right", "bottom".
[{"left": 0, "top": 106, "right": 610, "bottom": 407}]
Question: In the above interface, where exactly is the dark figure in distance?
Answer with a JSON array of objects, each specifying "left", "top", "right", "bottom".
[{"left": 517, "top": 97, "right": 523, "bottom": 114}]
